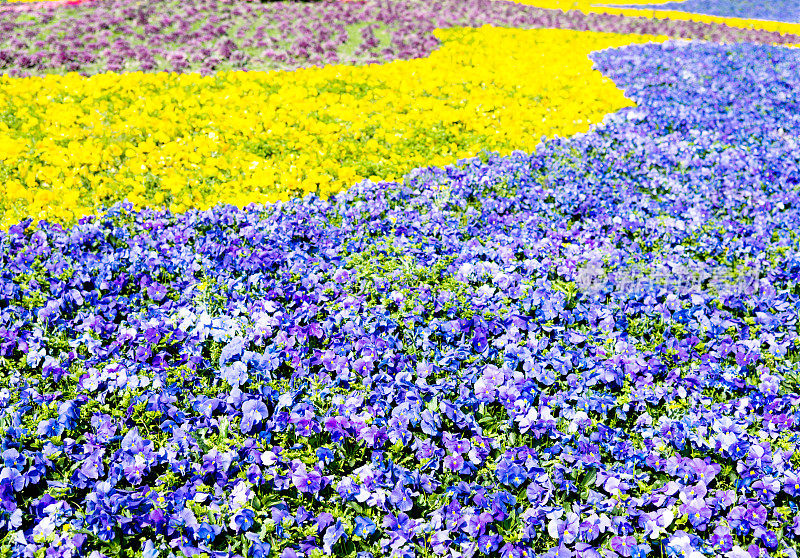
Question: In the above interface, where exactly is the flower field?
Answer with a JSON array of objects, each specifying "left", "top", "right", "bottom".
[{"left": 1, "top": 1, "right": 800, "bottom": 558}]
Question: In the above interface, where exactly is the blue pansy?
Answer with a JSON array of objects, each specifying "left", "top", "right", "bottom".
[{"left": 354, "top": 516, "right": 376, "bottom": 538}]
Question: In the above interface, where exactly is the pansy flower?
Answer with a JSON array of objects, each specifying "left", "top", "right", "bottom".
[
  {"left": 443, "top": 454, "right": 465, "bottom": 474},
  {"left": 291, "top": 461, "right": 323, "bottom": 495},
  {"left": 784, "top": 471, "right": 800, "bottom": 497},
  {"left": 354, "top": 516, "right": 376, "bottom": 538},
  {"left": 681, "top": 498, "right": 712, "bottom": 530},
  {"left": 478, "top": 534, "right": 501, "bottom": 555},
  {"left": 751, "top": 477, "right": 780, "bottom": 504},
  {"left": 389, "top": 482, "right": 415, "bottom": 512},
  {"left": 549, "top": 512, "right": 580, "bottom": 545}
]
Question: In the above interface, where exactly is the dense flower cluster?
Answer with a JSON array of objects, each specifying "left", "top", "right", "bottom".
[
  {"left": 0, "top": 27, "right": 660, "bottom": 228},
  {"left": 1, "top": 38, "right": 800, "bottom": 558},
  {"left": 506, "top": 0, "right": 667, "bottom": 9},
  {"left": 510, "top": 0, "right": 800, "bottom": 36},
  {"left": 0, "top": 0, "right": 797, "bottom": 78},
  {"left": 2, "top": 0, "right": 798, "bottom": 230},
  {"left": 1, "top": 0, "right": 96, "bottom": 3},
  {"left": 611, "top": 0, "right": 800, "bottom": 24}
]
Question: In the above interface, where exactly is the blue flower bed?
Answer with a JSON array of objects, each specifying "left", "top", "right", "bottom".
[
  {"left": 1, "top": 40, "right": 800, "bottom": 558},
  {"left": 611, "top": 0, "right": 800, "bottom": 23}
]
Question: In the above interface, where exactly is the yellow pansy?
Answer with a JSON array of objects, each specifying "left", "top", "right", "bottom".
[{"left": 0, "top": 26, "right": 663, "bottom": 228}]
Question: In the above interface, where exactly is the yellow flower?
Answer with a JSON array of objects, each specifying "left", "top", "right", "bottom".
[{"left": 0, "top": 27, "right": 664, "bottom": 228}]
